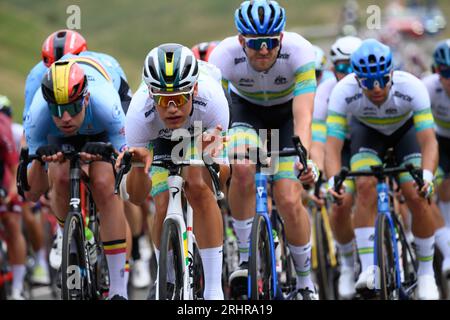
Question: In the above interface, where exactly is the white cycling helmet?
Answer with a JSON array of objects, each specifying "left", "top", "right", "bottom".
[
  {"left": 330, "top": 36, "right": 362, "bottom": 63},
  {"left": 143, "top": 43, "right": 199, "bottom": 93},
  {"left": 313, "top": 45, "right": 327, "bottom": 71}
]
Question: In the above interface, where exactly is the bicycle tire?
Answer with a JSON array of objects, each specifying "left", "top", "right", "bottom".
[
  {"left": 376, "top": 214, "right": 397, "bottom": 300},
  {"left": 249, "top": 214, "right": 274, "bottom": 300},
  {"left": 158, "top": 218, "right": 184, "bottom": 300},
  {"left": 314, "top": 209, "right": 336, "bottom": 300},
  {"left": 61, "top": 213, "right": 91, "bottom": 300}
]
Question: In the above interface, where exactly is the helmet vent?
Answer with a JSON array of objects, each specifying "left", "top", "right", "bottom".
[{"left": 166, "top": 52, "right": 174, "bottom": 63}]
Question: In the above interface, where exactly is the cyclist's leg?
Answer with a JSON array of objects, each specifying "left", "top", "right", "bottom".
[
  {"left": 227, "top": 94, "right": 261, "bottom": 268},
  {"left": 434, "top": 135, "right": 450, "bottom": 275},
  {"left": 1, "top": 210, "right": 27, "bottom": 299},
  {"left": 89, "top": 161, "right": 127, "bottom": 299},
  {"left": 184, "top": 166, "right": 224, "bottom": 300},
  {"left": 21, "top": 200, "right": 50, "bottom": 285},
  {"left": 395, "top": 124, "right": 438, "bottom": 299},
  {"left": 349, "top": 119, "right": 384, "bottom": 287},
  {"left": 268, "top": 104, "right": 315, "bottom": 297}
]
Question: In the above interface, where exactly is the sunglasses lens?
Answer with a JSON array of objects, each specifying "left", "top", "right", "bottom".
[
  {"left": 49, "top": 98, "right": 84, "bottom": 118},
  {"left": 153, "top": 93, "right": 190, "bottom": 108},
  {"left": 246, "top": 37, "right": 280, "bottom": 50},
  {"left": 360, "top": 75, "right": 391, "bottom": 90},
  {"left": 335, "top": 63, "right": 352, "bottom": 74}
]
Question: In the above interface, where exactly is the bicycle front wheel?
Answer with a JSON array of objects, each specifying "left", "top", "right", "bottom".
[
  {"left": 61, "top": 213, "right": 91, "bottom": 300},
  {"left": 376, "top": 214, "right": 398, "bottom": 300},
  {"left": 158, "top": 219, "right": 184, "bottom": 300},
  {"left": 314, "top": 208, "right": 337, "bottom": 300},
  {"left": 249, "top": 214, "right": 275, "bottom": 300}
]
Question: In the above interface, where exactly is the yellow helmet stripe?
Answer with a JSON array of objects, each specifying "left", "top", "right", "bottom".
[
  {"left": 165, "top": 54, "right": 174, "bottom": 77},
  {"left": 52, "top": 61, "right": 74, "bottom": 104},
  {"left": 69, "top": 57, "right": 111, "bottom": 81}
]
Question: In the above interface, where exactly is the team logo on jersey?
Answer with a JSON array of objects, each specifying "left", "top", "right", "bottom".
[
  {"left": 385, "top": 108, "right": 398, "bottom": 115},
  {"left": 234, "top": 57, "right": 246, "bottom": 65},
  {"left": 145, "top": 106, "right": 155, "bottom": 118},
  {"left": 193, "top": 99, "right": 207, "bottom": 107},
  {"left": 394, "top": 91, "right": 412, "bottom": 102},
  {"left": 112, "top": 104, "right": 122, "bottom": 119},
  {"left": 238, "top": 78, "right": 254, "bottom": 87},
  {"left": 119, "top": 126, "right": 125, "bottom": 136},
  {"left": 274, "top": 75, "right": 287, "bottom": 85},
  {"left": 278, "top": 53, "right": 290, "bottom": 60},
  {"left": 87, "top": 75, "right": 95, "bottom": 82},
  {"left": 345, "top": 93, "right": 363, "bottom": 104}
]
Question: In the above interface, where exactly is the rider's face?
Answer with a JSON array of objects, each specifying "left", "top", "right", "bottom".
[
  {"left": 154, "top": 84, "right": 198, "bottom": 130},
  {"left": 239, "top": 34, "right": 282, "bottom": 72},
  {"left": 52, "top": 96, "right": 87, "bottom": 136},
  {"left": 363, "top": 83, "right": 391, "bottom": 106},
  {"left": 439, "top": 74, "right": 450, "bottom": 97}
]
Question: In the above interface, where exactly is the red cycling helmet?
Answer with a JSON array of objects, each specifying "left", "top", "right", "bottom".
[
  {"left": 191, "top": 41, "right": 219, "bottom": 62},
  {"left": 41, "top": 29, "right": 88, "bottom": 67}
]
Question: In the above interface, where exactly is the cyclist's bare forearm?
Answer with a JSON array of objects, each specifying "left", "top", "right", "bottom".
[
  {"left": 325, "top": 136, "right": 344, "bottom": 179},
  {"left": 25, "top": 160, "right": 49, "bottom": 202},
  {"left": 292, "top": 93, "right": 314, "bottom": 153},
  {"left": 310, "top": 141, "right": 325, "bottom": 172},
  {"left": 126, "top": 166, "right": 151, "bottom": 205},
  {"left": 417, "top": 128, "right": 438, "bottom": 173}
]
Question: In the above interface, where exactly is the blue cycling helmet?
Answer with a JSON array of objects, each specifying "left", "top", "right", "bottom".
[
  {"left": 234, "top": 0, "right": 286, "bottom": 36},
  {"left": 351, "top": 39, "right": 393, "bottom": 79},
  {"left": 433, "top": 39, "right": 450, "bottom": 67}
]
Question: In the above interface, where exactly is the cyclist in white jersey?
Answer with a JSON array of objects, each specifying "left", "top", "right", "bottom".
[
  {"left": 209, "top": 0, "right": 319, "bottom": 300},
  {"left": 311, "top": 36, "right": 362, "bottom": 299},
  {"left": 326, "top": 39, "right": 439, "bottom": 300},
  {"left": 422, "top": 39, "right": 450, "bottom": 278},
  {"left": 120, "top": 44, "right": 229, "bottom": 300}
]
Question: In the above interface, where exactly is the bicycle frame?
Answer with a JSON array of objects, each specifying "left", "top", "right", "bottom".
[{"left": 248, "top": 172, "right": 278, "bottom": 298}]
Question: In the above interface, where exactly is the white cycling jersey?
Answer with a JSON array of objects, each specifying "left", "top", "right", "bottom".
[
  {"left": 126, "top": 62, "right": 230, "bottom": 147},
  {"left": 312, "top": 77, "right": 352, "bottom": 143},
  {"left": 209, "top": 32, "right": 316, "bottom": 106},
  {"left": 12, "top": 123, "right": 23, "bottom": 153},
  {"left": 327, "top": 70, "right": 434, "bottom": 140},
  {"left": 422, "top": 73, "right": 450, "bottom": 138}
]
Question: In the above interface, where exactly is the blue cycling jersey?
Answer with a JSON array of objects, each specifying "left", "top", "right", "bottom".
[
  {"left": 24, "top": 57, "right": 127, "bottom": 155},
  {"left": 23, "top": 51, "right": 127, "bottom": 117}
]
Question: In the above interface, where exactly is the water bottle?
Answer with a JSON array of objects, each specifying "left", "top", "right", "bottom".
[
  {"left": 85, "top": 227, "right": 97, "bottom": 265},
  {"left": 272, "top": 229, "right": 282, "bottom": 273}
]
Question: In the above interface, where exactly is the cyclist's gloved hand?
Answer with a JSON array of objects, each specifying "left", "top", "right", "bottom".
[
  {"left": 81, "top": 142, "right": 114, "bottom": 160},
  {"left": 295, "top": 159, "right": 319, "bottom": 185},
  {"left": 327, "top": 175, "right": 346, "bottom": 204},
  {"left": 36, "top": 145, "right": 62, "bottom": 163},
  {"left": 419, "top": 169, "right": 435, "bottom": 199}
]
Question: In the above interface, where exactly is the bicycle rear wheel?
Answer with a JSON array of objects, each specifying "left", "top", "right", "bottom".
[
  {"left": 61, "top": 213, "right": 92, "bottom": 300},
  {"left": 314, "top": 208, "right": 337, "bottom": 300},
  {"left": 376, "top": 214, "right": 398, "bottom": 300},
  {"left": 158, "top": 219, "right": 184, "bottom": 300},
  {"left": 249, "top": 214, "right": 275, "bottom": 300}
]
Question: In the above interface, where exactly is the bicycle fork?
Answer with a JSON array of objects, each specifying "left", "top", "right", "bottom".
[
  {"left": 248, "top": 173, "right": 278, "bottom": 298},
  {"left": 156, "top": 175, "right": 193, "bottom": 300},
  {"left": 374, "top": 182, "right": 402, "bottom": 292}
]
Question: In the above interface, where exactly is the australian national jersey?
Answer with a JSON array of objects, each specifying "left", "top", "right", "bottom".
[
  {"left": 327, "top": 71, "right": 434, "bottom": 140},
  {"left": 125, "top": 62, "right": 230, "bottom": 147},
  {"left": 209, "top": 32, "right": 316, "bottom": 106},
  {"left": 422, "top": 73, "right": 450, "bottom": 138}
]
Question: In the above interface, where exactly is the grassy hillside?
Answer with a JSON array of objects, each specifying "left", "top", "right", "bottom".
[{"left": 1, "top": 0, "right": 449, "bottom": 123}]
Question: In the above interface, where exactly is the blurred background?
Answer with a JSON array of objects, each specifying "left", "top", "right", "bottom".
[{"left": 1, "top": 0, "right": 449, "bottom": 123}]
